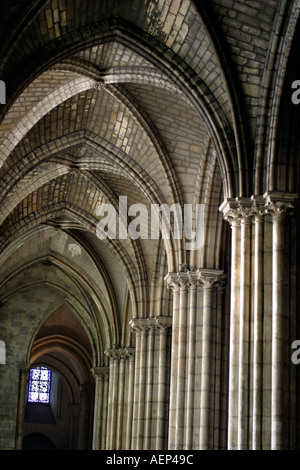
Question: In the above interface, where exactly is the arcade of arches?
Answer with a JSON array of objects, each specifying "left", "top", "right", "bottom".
[{"left": 0, "top": 0, "right": 300, "bottom": 451}]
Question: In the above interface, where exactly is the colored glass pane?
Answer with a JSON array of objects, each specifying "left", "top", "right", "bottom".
[{"left": 27, "top": 367, "right": 52, "bottom": 403}]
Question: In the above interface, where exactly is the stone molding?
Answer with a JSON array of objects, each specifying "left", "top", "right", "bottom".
[
  {"left": 18, "top": 361, "right": 31, "bottom": 373},
  {"left": 220, "top": 192, "right": 298, "bottom": 225},
  {"left": 91, "top": 366, "right": 109, "bottom": 380},
  {"left": 165, "top": 269, "right": 226, "bottom": 292},
  {"left": 129, "top": 317, "right": 172, "bottom": 335},
  {"left": 104, "top": 347, "right": 135, "bottom": 362},
  {"left": 263, "top": 191, "right": 298, "bottom": 220},
  {"left": 80, "top": 383, "right": 93, "bottom": 398},
  {"left": 68, "top": 403, "right": 81, "bottom": 416}
]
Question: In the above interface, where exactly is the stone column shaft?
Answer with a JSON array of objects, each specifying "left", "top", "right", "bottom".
[
  {"left": 238, "top": 214, "right": 251, "bottom": 449},
  {"left": 105, "top": 347, "right": 135, "bottom": 450},
  {"left": 168, "top": 288, "right": 180, "bottom": 448},
  {"left": 175, "top": 285, "right": 188, "bottom": 449},
  {"left": 264, "top": 192, "right": 297, "bottom": 450},
  {"left": 78, "top": 383, "right": 92, "bottom": 450},
  {"left": 271, "top": 214, "right": 285, "bottom": 449},
  {"left": 166, "top": 269, "right": 226, "bottom": 450},
  {"left": 126, "top": 352, "right": 135, "bottom": 449},
  {"left": 199, "top": 271, "right": 225, "bottom": 449},
  {"left": 116, "top": 358, "right": 125, "bottom": 449},
  {"left": 166, "top": 274, "right": 189, "bottom": 450},
  {"left": 200, "top": 285, "right": 214, "bottom": 449},
  {"left": 220, "top": 192, "right": 298, "bottom": 450},
  {"left": 214, "top": 283, "right": 225, "bottom": 448},
  {"left": 230, "top": 224, "right": 241, "bottom": 449},
  {"left": 137, "top": 327, "right": 147, "bottom": 449},
  {"left": 144, "top": 327, "right": 154, "bottom": 449},
  {"left": 130, "top": 317, "right": 171, "bottom": 450},
  {"left": 106, "top": 356, "right": 119, "bottom": 449},
  {"left": 156, "top": 319, "right": 172, "bottom": 450},
  {"left": 185, "top": 284, "right": 197, "bottom": 449},
  {"left": 131, "top": 327, "right": 142, "bottom": 449},
  {"left": 220, "top": 199, "right": 241, "bottom": 450},
  {"left": 252, "top": 209, "right": 264, "bottom": 450},
  {"left": 102, "top": 372, "right": 109, "bottom": 449},
  {"left": 15, "top": 362, "right": 31, "bottom": 450}
]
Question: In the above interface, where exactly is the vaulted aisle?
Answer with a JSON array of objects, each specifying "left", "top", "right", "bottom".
[{"left": 0, "top": 0, "right": 299, "bottom": 450}]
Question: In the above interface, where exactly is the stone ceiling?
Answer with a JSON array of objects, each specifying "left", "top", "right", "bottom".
[{"left": 0, "top": 0, "right": 299, "bottom": 357}]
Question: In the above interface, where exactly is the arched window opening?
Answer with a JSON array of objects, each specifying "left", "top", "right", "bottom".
[{"left": 27, "top": 366, "right": 52, "bottom": 404}]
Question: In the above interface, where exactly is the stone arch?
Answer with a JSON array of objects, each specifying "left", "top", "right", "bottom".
[
  {"left": 0, "top": 130, "right": 184, "bottom": 273},
  {"left": 0, "top": 75, "right": 94, "bottom": 165},
  {"left": 0, "top": 17, "right": 239, "bottom": 199},
  {"left": 255, "top": 0, "right": 300, "bottom": 194},
  {"left": 0, "top": 199, "right": 150, "bottom": 317},
  {"left": 0, "top": 265, "right": 104, "bottom": 365},
  {"left": 23, "top": 303, "right": 95, "bottom": 450},
  {"left": 0, "top": 221, "right": 139, "bottom": 363}
]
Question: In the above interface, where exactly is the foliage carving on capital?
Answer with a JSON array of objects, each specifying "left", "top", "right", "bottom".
[
  {"left": 219, "top": 197, "right": 253, "bottom": 226},
  {"left": 105, "top": 347, "right": 135, "bottom": 362},
  {"left": 151, "top": 316, "right": 172, "bottom": 334},
  {"left": 129, "top": 318, "right": 149, "bottom": 335},
  {"left": 250, "top": 195, "right": 265, "bottom": 220},
  {"left": 91, "top": 366, "right": 109, "bottom": 381},
  {"left": 124, "top": 348, "right": 135, "bottom": 361},
  {"left": 130, "top": 317, "right": 172, "bottom": 337},
  {"left": 165, "top": 270, "right": 226, "bottom": 291},
  {"left": 197, "top": 269, "right": 226, "bottom": 290},
  {"left": 263, "top": 192, "right": 298, "bottom": 220},
  {"left": 164, "top": 271, "right": 200, "bottom": 292}
]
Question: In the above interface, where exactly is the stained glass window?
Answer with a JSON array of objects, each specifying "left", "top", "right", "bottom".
[{"left": 27, "top": 366, "right": 52, "bottom": 404}]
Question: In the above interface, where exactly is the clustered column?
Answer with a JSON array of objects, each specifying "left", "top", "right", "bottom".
[
  {"left": 165, "top": 269, "right": 226, "bottom": 450},
  {"left": 104, "top": 347, "right": 135, "bottom": 450},
  {"left": 265, "top": 192, "right": 297, "bottom": 450},
  {"left": 91, "top": 367, "right": 109, "bottom": 450},
  {"left": 220, "top": 191, "right": 297, "bottom": 450},
  {"left": 15, "top": 361, "right": 31, "bottom": 450},
  {"left": 130, "top": 317, "right": 172, "bottom": 450}
]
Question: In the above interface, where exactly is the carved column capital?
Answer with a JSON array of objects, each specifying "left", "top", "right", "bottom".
[
  {"left": 220, "top": 193, "right": 299, "bottom": 225},
  {"left": 197, "top": 269, "right": 227, "bottom": 290},
  {"left": 250, "top": 195, "right": 265, "bottom": 221},
  {"left": 149, "top": 316, "right": 172, "bottom": 335},
  {"left": 130, "top": 317, "right": 172, "bottom": 337},
  {"left": 164, "top": 271, "right": 201, "bottom": 292},
  {"left": 105, "top": 348, "right": 122, "bottom": 362},
  {"left": 152, "top": 316, "right": 172, "bottom": 332},
  {"left": 129, "top": 318, "right": 150, "bottom": 335},
  {"left": 219, "top": 197, "right": 253, "bottom": 226},
  {"left": 105, "top": 347, "right": 135, "bottom": 362},
  {"left": 91, "top": 366, "right": 109, "bottom": 381},
  {"left": 124, "top": 347, "right": 135, "bottom": 361},
  {"left": 165, "top": 269, "right": 226, "bottom": 291},
  {"left": 165, "top": 272, "right": 192, "bottom": 292},
  {"left": 18, "top": 361, "right": 31, "bottom": 374},
  {"left": 263, "top": 191, "right": 298, "bottom": 220}
]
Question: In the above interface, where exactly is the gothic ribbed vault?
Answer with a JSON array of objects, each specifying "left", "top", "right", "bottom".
[{"left": 0, "top": 0, "right": 300, "bottom": 451}]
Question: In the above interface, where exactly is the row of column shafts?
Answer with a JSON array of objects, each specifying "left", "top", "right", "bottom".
[
  {"left": 221, "top": 192, "right": 298, "bottom": 450},
  {"left": 16, "top": 192, "right": 299, "bottom": 450}
]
